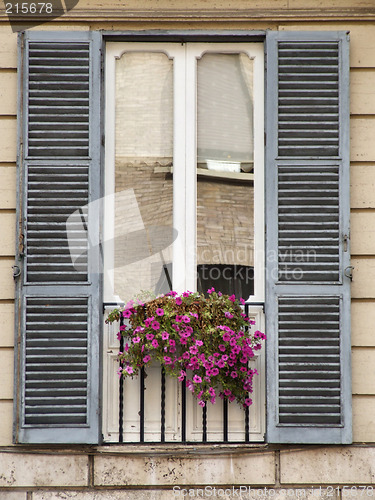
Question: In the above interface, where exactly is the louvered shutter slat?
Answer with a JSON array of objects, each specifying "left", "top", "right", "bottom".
[
  {"left": 15, "top": 31, "right": 101, "bottom": 444},
  {"left": 28, "top": 42, "right": 90, "bottom": 158},
  {"left": 266, "top": 31, "right": 351, "bottom": 444}
]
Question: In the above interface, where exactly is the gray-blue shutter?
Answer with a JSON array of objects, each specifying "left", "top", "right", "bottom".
[
  {"left": 14, "top": 31, "right": 102, "bottom": 444},
  {"left": 265, "top": 31, "right": 351, "bottom": 444}
]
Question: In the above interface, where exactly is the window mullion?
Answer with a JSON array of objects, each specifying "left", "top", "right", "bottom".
[{"left": 184, "top": 44, "right": 198, "bottom": 292}]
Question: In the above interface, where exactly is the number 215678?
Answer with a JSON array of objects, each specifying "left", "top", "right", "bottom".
[{"left": 5, "top": 3, "right": 53, "bottom": 14}]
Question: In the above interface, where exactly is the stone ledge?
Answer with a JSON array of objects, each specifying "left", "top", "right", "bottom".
[
  {"left": 0, "top": 453, "right": 89, "bottom": 488},
  {"left": 280, "top": 446, "right": 375, "bottom": 484},
  {"left": 94, "top": 450, "right": 276, "bottom": 486}
]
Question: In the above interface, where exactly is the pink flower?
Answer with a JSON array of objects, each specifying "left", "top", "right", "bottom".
[
  {"left": 225, "top": 311, "right": 233, "bottom": 319},
  {"left": 151, "top": 320, "right": 160, "bottom": 330},
  {"left": 198, "top": 400, "right": 205, "bottom": 407},
  {"left": 156, "top": 308, "right": 164, "bottom": 316},
  {"left": 190, "top": 312, "right": 199, "bottom": 319},
  {"left": 125, "top": 365, "right": 133, "bottom": 375},
  {"left": 132, "top": 336, "right": 141, "bottom": 343},
  {"left": 123, "top": 309, "right": 133, "bottom": 318},
  {"left": 244, "top": 398, "right": 252, "bottom": 407},
  {"left": 146, "top": 333, "right": 154, "bottom": 341},
  {"left": 218, "top": 344, "right": 226, "bottom": 352},
  {"left": 182, "top": 315, "right": 191, "bottom": 323},
  {"left": 195, "top": 340, "right": 203, "bottom": 346},
  {"left": 117, "top": 331, "right": 122, "bottom": 340},
  {"left": 183, "top": 291, "right": 192, "bottom": 297},
  {"left": 169, "top": 339, "right": 176, "bottom": 347},
  {"left": 143, "top": 355, "right": 151, "bottom": 363},
  {"left": 223, "top": 333, "right": 230, "bottom": 342},
  {"left": 164, "top": 356, "right": 172, "bottom": 364},
  {"left": 240, "top": 297, "right": 246, "bottom": 305},
  {"left": 124, "top": 343, "right": 129, "bottom": 352},
  {"left": 178, "top": 370, "right": 186, "bottom": 382},
  {"left": 182, "top": 351, "right": 190, "bottom": 360},
  {"left": 117, "top": 367, "right": 123, "bottom": 378},
  {"left": 190, "top": 345, "right": 198, "bottom": 355},
  {"left": 231, "top": 371, "right": 238, "bottom": 378},
  {"left": 211, "top": 368, "right": 219, "bottom": 376},
  {"left": 120, "top": 325, "right": 126, "bottom": 331},
  {"left": 161, "top": 331, "right": 169, "bottom": 340},
  {"left": 151, "top": 339, "right": 159, "bottom": 348},
  {"left": 175, "top": 315, "right": 183, "bottom": 323},
  {"left": 144, "top": 317, "right": 154, "bottom": 327},
  {"left": 207, "top": 287, "right": 215, "bottom": 294},
  {"left": 228, "top": 294, "right": 236, "bottom": 302},
  {"left": 167, "top": 291, "right": 177, "bottom": 297},
  {"left": 193, "top": 375, "right": 202, "bottom": 384},
  {"left": 186, "top": 380, "right": 194, "bottom": 391},
  {"left": 175, "top": 297, "right": 182, "bottom": 305}
]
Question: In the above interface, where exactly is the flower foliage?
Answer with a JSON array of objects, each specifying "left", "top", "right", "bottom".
[{"left": 106, "top": 289, "right": 266, "bottom": 409}]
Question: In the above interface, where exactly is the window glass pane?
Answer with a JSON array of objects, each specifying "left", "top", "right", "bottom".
[
  {"left": 114, "top": 51, "right": 174, "bottom": 303},
  {"left": 197, "top": 53, "right": 255, "bottom": 298}
]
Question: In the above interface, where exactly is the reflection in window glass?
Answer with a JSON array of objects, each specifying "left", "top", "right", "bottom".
[
  {"left": 197, "top": 53, "right": 255, "bottom": 298},
  {"left": 114, "top": 52, "right": 174, "bottom": 303}
]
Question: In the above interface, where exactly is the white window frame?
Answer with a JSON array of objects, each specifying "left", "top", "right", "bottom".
[
  {"left": 103, "top": 41, "right": 265, "bottom": 442},
  {"left": 104, "top": 41, "right": 264, "bottom": 303}
]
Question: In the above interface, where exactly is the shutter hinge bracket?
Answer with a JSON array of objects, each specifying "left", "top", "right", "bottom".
[
  {"left": 344, "top": 265, "right": 354, "bottom": 281},
  {"left": 343, "top": 233, "right": 349, "bottom": 252}
]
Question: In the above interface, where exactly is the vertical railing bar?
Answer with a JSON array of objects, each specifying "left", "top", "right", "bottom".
[
  {"left": 245, "top": 405, "right": 250, "bottom": 443},
  {"left": 119, "top": 314, "right": 124, "bottom": 444},
  {"left": 223, "top": 398, "right": 228, "bottom": 442},
  {"left": 140, "top": 366, "right": 145, "bottom": 443},
  {"left": 161, "top": 367, "right": 166, "bottom": 442},
  {"left": 202, "top": 404, "right": 207, "bottom": 443},
  {"left": 181, "top": 378, "right": 186, "bottom": 442}
]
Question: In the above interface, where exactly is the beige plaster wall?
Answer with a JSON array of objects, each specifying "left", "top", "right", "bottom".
[{"left": 0, "top": 2, "right": 374, "bottom": 489}]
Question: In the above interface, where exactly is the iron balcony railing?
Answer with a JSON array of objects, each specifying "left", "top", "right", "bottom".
[{"left": 113, "top": 302, "right": 265, "bottom": 444}]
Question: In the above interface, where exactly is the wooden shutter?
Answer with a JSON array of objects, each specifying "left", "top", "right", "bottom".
[
  {"left": 265, "top": 31, "right": 351, "bottom": 444},
  {"left": 14, "top": 31, "right": 102, "bottom": 444}
]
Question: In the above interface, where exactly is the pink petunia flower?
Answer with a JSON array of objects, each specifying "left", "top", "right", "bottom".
[
  {"left": 193, "top": 375, "right": 202, "bottom": 384},
  {"left": 143, "top": 355, "right": 151, "bottom": 363},
  {"left": 161, "top": 331, "right": 169, "bottom": 340},
  {"left": 151, "top": 320, "right": 160, "bottom": 330},
  {"left": 125, "top": 365, "right": 133, "bottom": 375},
  {"left": 156, "top": 308, "right": 164, "bottom": 316},
  {"left": 132, "top": 336, "right": 141, "bottom": 343},
  {"left": 175, "top": 297, "right": 182, "bottom": 305},
  {"left": 225, "top": 311, "right": 233, "bottom": 319},
  {"left": 151, "top": 339, "right": 159, "bottom": 348}
]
